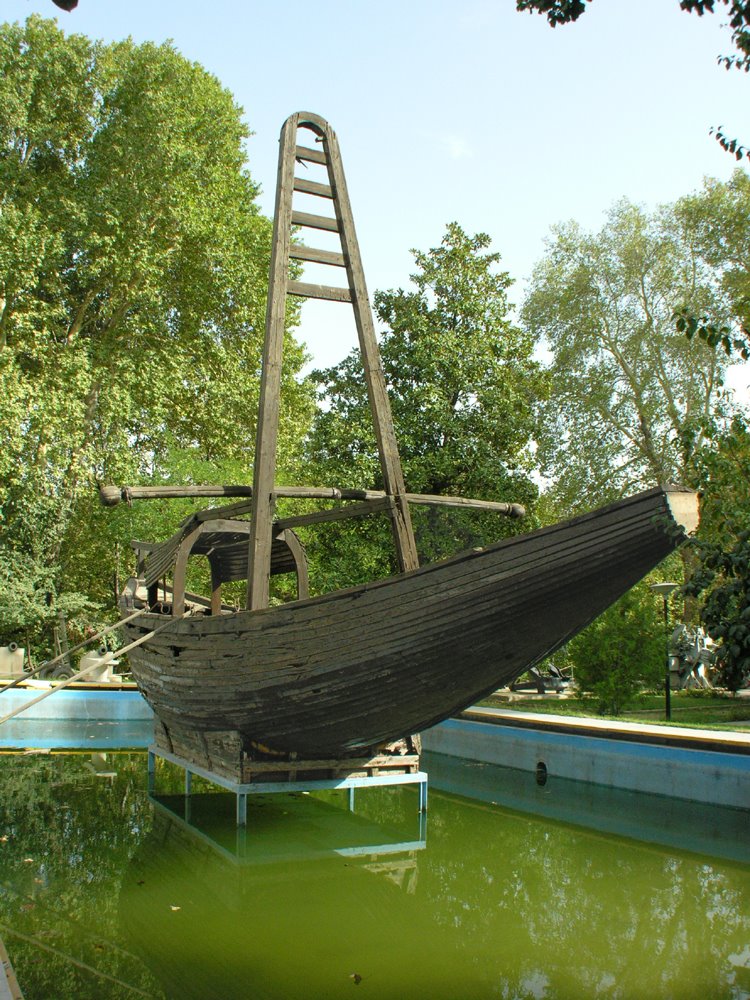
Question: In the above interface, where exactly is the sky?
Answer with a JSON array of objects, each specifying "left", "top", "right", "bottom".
[{"left": 5, "top": 0, "right": 750, "bottom": 393}]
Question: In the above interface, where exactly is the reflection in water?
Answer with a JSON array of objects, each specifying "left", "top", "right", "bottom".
[
  {"left": 425, "top": 750, "right": 750, "bottom": 865},
  {"left": 0, "top": 752, "right": 747, "bottom": 999}
]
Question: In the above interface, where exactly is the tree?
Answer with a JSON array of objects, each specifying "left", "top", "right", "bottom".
[
  {"left": 684, "top": 414, "right": 750, "bottom": 689},
  {"left": 674, "top": 169, "right": 750, "bottom": 360},
  {"left": 522, "top": 197, "right": 731, "bottom": 513},
  {"left": 0, "top": 18, "right": 314, "bottom": 652},
  {"left": 304, "top": 223, "right": 546, "bottom": 590}
]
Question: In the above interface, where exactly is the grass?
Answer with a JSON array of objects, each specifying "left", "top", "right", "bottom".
[{"left": 477, "top": 691, "right": 750, "bottom": 732}]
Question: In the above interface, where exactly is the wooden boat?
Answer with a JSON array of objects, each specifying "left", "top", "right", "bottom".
[{"left": 106, "top": 113, "right": 699, "bottom": 772}]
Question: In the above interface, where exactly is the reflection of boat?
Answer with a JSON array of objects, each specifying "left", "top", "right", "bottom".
[
  {"left": 109, "top": 112, "right": 698, "bottom": 767},
  {"left": 119, "top": 796, "right": 488, "bottom": 1000},
  {"left": 148, "top": 787, "right": 426, "bottom": 865}
]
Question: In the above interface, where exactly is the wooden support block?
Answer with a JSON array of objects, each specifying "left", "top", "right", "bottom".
[{"left": 240, "top": 753, "right": 420, "bottom": 784}]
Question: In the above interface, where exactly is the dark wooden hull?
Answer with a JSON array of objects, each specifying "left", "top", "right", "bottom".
[{"left": 123, "top": 487, "right": 696, "bottom": 761}]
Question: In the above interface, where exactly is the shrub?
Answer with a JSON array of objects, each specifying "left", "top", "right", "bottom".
[{"left": 568, "top": 586, "right": 665, "bottom": 715}]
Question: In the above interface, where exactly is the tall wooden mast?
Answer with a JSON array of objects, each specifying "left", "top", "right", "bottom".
[{"left": 246, "top": 112, "right": 419, "bottom": 609}]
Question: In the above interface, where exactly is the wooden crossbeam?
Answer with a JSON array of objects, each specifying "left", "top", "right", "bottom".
[
  {"left": 291, "top": 210, "right": 339, "bottom": 232},
  {"left": 289, "top": 244, "right": 346, "bottom": 267},
  {"left": 295, "top": 143, "right": 326, "bottom": 164},
  {"left": 293, "top": 177, "right": 333, "bottom": 198},
  {"left": 287, "top": 280, "right": 351, "bottom": 302}
]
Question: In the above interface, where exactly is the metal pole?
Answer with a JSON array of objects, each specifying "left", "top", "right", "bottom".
[{"left": 663, "top": 596, "right": 672, "bottom": 721}]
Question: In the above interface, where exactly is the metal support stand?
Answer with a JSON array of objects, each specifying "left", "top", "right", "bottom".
[{"left": 147, "top": 745, "right": 428, "bottom": 826}]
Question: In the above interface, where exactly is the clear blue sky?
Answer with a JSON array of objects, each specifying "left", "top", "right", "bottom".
[{"left": 5, "top": 0, "right": 750, "bottom": 392}]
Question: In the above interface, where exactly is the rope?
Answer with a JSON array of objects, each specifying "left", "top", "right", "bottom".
[{"left": 0, "top": 612, "right": 187, "bottom": 727}]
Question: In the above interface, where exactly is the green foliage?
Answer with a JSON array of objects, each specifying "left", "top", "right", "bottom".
[
  {"left": 522, "top": 196, "right": 731, "bottom": 513},
  {"left": 516, "top": 0, "right": 590, "bottom": 24},
  {"left": 568, "top": 585, "right": 666, "bottom": 715},
  {"left": 684, "top": 415, "right": 750, "bottom": 690},
  {"left": 0, "top": 18, "right": 314, "bottom": 650},
  {"left": 304, "top": 223, "right": 546, "bottom": 590},
  {"left": 674, "top": 171, "right": 750, "bottom": 360}
]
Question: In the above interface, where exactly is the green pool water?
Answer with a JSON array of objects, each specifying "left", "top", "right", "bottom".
[{"left": 0, "top": 750, "right": 748, "bottom": 999}]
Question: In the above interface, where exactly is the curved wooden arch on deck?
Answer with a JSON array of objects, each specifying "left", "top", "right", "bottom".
[{"left": 172, "top": 520, "right": 309, "bottom": 617}]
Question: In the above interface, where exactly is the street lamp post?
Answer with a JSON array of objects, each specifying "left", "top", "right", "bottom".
[{"left": 650, "top": 581, "right": 679, "bottom": 721}]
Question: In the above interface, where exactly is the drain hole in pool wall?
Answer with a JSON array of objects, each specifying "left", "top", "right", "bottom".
[{"left": 535, "top": 761, "right": 548, "bottom": 786}]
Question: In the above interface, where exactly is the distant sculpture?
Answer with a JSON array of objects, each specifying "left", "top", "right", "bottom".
[{"left": 669, "top": 624, "right": 716, "bottom": 689}]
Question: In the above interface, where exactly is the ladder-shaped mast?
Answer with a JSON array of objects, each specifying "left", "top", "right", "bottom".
[{"left": 247, "top": 112, "right": 419, "bottom": 610}]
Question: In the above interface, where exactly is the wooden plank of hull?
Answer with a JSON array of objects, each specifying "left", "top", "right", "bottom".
[{"left": 124, "top": 487, "right": 695, "bottom": 758}]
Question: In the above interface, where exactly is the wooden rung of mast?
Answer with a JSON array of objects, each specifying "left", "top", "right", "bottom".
[
  {"left": 289, "top": 244, "right": 347, "bottom": 267},
  {"left": 295, "top": 143, "right": 327, "bottom": 164},
  {"left": 291, "top": 210, "right": 339, "bottom": 232},
  {"left": 293, "top": 177, "right": 334, "bottom": 198},
  {"left": 287, "top": 280, "right": 351, "bottom": 302}
]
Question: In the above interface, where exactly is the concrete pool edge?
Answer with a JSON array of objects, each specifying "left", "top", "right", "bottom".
[{"left": 422, "top": 708, "right": 750, "bottom": 809}]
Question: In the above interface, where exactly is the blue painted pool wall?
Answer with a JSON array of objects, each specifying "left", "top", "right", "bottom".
[
  {"left": 423, "top": 718, "right": 750, "bottom": 809},
  {"left": 2, "top": 688, "right": 153, "bottom": 721}
]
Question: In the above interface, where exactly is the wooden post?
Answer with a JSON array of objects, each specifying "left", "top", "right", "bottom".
[
  {"left": 322, "top": 122, "right": 419, "bottom": 573},
  {"left": 246, "top": 113, "right": 299, "bottom": 610}
]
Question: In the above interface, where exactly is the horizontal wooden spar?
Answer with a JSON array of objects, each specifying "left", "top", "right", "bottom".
[
  {"left": 287, "top": 280, "right": 352, "bottom": 302},
  {"left": 289, "top": 244, "right": 347, "bottom": 267},
  {"left": 295, "top": 143, "right": 327, "bottom": 165},
  {"left": 101, "top": 484, "right": 524, "bottom": 517},
  {"left": 101, "top": 484, "right": 354, "bottom": 506},
  {"left": 293, "top": 176, "right": 333, "bottom": 198},
  {"left": 275, "top": 497, "right": 393, "bottom": 531},
  {"left": 275, "top": 494, "right": 525, "bottom": 530},
  {"left": 405, "top": 494, "right": 526, "bottom": 517},
  {"left": 99, "top": 484, "right": 254, "bottom": 506},
  {"left": 291, "top": 210, "right": 339, "bottom": 232}
]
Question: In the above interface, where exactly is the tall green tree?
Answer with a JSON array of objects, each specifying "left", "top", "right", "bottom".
[
  {"left": 675, "top": 169, "right": 750, "bottom": 360},
  {"left": 0, "top": 17, "right": 314, "bottom": 650},
  {"left": 305, "top": 223, "right": 546, "bottom": 590},
  {"left": 522, "top": 197, "right": 731, "bottom": 513}
]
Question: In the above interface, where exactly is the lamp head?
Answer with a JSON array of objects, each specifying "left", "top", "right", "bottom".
[{"left": 649, "top": 582, "right": 679, "bottom": 597}]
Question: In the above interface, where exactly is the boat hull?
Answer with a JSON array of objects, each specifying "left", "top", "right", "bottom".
[{"left": 123, "top": 487, "right": 696, "bottom": 761}]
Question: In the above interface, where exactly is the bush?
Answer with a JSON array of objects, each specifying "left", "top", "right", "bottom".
[{"left": 568, "top": 586, "right": 665, "bottom": 715}]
